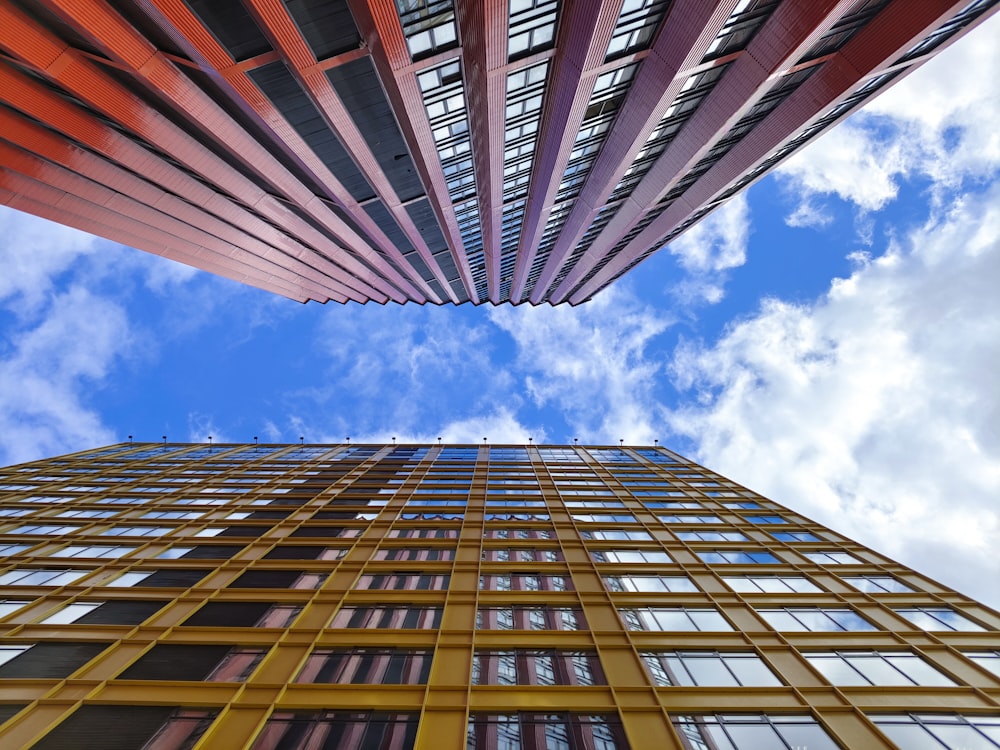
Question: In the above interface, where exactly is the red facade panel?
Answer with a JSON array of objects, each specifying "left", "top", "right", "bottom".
[{"left": 0, "top": 0, "right": 994, "bottom": 305}]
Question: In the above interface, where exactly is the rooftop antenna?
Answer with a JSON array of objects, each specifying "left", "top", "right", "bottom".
[
  {"left": 437, "top": 437, "right": 442, "bottom": 445},
  {"left": 299, "top": 436, "right": 304, "bottom": 445},
  {"left": 346, "top": 436, "right": 350, "bottom": 444},
  {"left": 207, "top": 436, "right": 213, "bottom": 452},
  {"left": 162, "top": 435, "right": 167, "bottom": 450},
  {"left": 619, "top": 439, "right": 624, "bottom": 447},
  {"left": 128, "top": 434, "right": 133, "bottom": 445},
  {"left": 392, "top": 437, "right": 396, "bottom": 445},
  {"left": 654, "top": 439, "right": 659, "bottom": 447},
  {"left": 254, "top": 436, "right": 258, "bottom": 445},
  {"left": 528, "top": 437, "right": 532, "bottom": 444},
  {"left": 483, "top": 437, "right": 487, "bottom": 444},
  {"left": 573, "top": 437, "right": 578, "bottom": 445}
]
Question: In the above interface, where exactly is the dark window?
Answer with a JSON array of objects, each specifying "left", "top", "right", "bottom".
[
  {"left": 248, "top": 62, "right": 376, "bottom": 203},
  {"left": 228, "top": 570, "right": 326, "bottom": 589},
  {"left": 181, "top": 545, "right": 244, "bottom": 559},
  {"left": 184, "top": 0, "right": 271, "bottom": 61},
  {"left": 118, "top": 644, "right": 266, "bottom": 682},
  {"left": 285, "top": 0, "right": 361, "bottom": 59},
  {"left": 183, "top": 602, "right": 301, "bottom": 628},
  {"left": 217, "top": 525, "right": 272, "bottom": 537},
  {"left": 264, "top": 545, "right": 326, "bottom": 560},
  {"left": 75, "top": 600, "right": 167, "bottom": 626},
  {"left": 0, "top": 642, "right": 109, "bottom": 679},
  {"left": 290, "top": 526, "right": 350, "bottom": 538},
  {"left": 0, "top": 704, "right": 25, "bottom": 725},
  {"left": 328, "top": 58, "right": 425, "bottom": 202},
  {"left": 33, "top": 706, "right": 215, "bottom": 750},
  {"left": 139, "top": 569, "right": 210, "bottom": 587}
]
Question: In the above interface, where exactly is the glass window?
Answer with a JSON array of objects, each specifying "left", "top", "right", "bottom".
[
  {"left": 894, "top": 607, "right": 985, "bottom": 632},
  {"left": 842, "top": 575, "right": 913, "bottom": 593},
  {"left": 51, "top": 545, "right": 135, "bottom": 559},
  {"left": 677, "top": 531, "right": 747, "bottom": 542},
  {"left": 101, "top": 526, "right": 171, "bottom": 537},
  {"left": 604, "top": 575, "right": 697, "bottom": 593},
  {"left": 295, "top": 648, "right": 432, "bottom": 684},
  {"left": 659, "top": 515, "right": 721, "bottom": 524},
  {"left": 330, "top": 606, "right": 442, "bottom": 629},
  {"left": 388, "top": 527, "right": 459, "bottom": 539},
  {"left": 804, "top": 550, "right": 860, "bottom": 565},
  {"left": 356, "top": 573, "right": 450, "bottom": 590},
  {"left": 0, "top": 599, "right": 30, "bottom": 620},
  {"left": 484, "top": 512, "right": 548, "bottom": 521},
  {"left": 620, "top": 607, "right": 732, "bottom": 632},
  {"left": 772, "top": 531, "right": 820, "bottom": 542},
  {"left": 55, "top": 509, "right": 116, "bottom": 519},
  {"left": 250, "top": 711, "right": 418, "bottom": 749},
  {"left": 0, "top": 543, "right": 29, "bottom": 556},
  {"left": 374, "top": 547, "right": 455, "bottom": 561},
  {"left": 480, "top": 574, "right": 570, "bottom": 591},
  {"left": 0, "top": 644, "right": 33, "bottom": 669},
  {"left": 0, "top": 568, "right": 90, "bottom": 586},
  {"left": 9, "top": 524, "right": 81, "bottom": 535},
  {"left": 672, "top": 714, "right": 841, "bottom": 750},
  {"left": 476, "top": 606, "right": 584, "bottom": 631},
  {"left": 472, "top": 650, "right": 604, "bottom": 686},
  {"left": 804, "top": 651, "right": 954, "bottom": 686},
  {"left": 572, "top": 513, "right": 636, "bottom": 523},
  {"left": 871, "top": 713, "right": 1000, "bottom": 749},
  {"left": 482, "top": 547, "right": 561, "bottom": 562},
  {"left": 757, "top": 607, "right": 876, "bottom": 632},
  {"left": 581, "top": 529, "right": 652, "bottom": 541},
  {"left": 698, "top": 550, "right": 779, "bottom": 564},
  {"left": 746, "top": 515, "right": 787, "bottom": 524},
  {"left": 643, "top": 651, "right": 781, "bottom": 687},
  {"left": 39, "top": 602, "right": 102, "bottom": 624},
  {"left": 591, "top": 549, "right": 671, "bottom": 564},
  {"left": 467, "top": 713, "right": 627, "bottom": 749},
  {"left": 723, "top": 575, "right": 820, "bottom": 593},
  {"left": 965, "top": 651, "right": 1000, "bottom": 677}
]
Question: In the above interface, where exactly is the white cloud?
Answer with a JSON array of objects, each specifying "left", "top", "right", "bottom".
[
  {"left": 666, "top": 194, "right": 751, "bottom": 304},
  {"left": 490, "top": 286, "right": 672, "bottom": 444},
  {"left": 287, "top": 304, "right": 512, "bottom": 440},
  {"left": 342, "top": 407, "right": 545, "bottom": 445},
  {"left": 777, "top": 12, "right": 1000, "bottom": 215},
  {"left": 669, "top": 193, "right": 751, "bottom": 273},
  {"left": 666, "top": 182, "right": 1000, "bottom": 608},
  {"left": 0, "top": 207, "right": 100, "bottom": 312},
  {"left": 186, "top": 412, "right": 233, "bottom": 444},
  {"left": 0, "top": 286, "right": 131, "bottom": 465}
]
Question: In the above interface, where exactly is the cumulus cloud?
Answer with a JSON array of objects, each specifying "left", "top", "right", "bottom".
[
  {"left": 777, "top": 13, "right": 1000, "bottom": 217},
  {"left": 0, "top": 207, "right": 100, "bottom": 312},
  {"left": 341, "top": 407, "right": 545, "bottom": 445},
  {"left": 0, "top": 286, "right": 131, "bottom": 465},
  {"left": 666, "top": 193, "right": 751, "bottom": 304},
  {"left": 666, "top": 183, "right": 1000, "bottom": 608},
  {"left": 287, "top": 303, "right": 511, "bottom": 440},
  {"left": 490, "top": 286, "right": 672, "bottom": 443}
]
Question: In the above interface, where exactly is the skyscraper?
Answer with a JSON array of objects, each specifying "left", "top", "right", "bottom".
[
  {"left": 0, "top": 1, "right": 996, "bottom": 305},
  {"left": 0, "top": 442, "right": 998, "bottom": 748}
]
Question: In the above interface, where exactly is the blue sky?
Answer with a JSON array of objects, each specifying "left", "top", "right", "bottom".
[{"left": 1, "top": 17, "right": 998, "bottom": 608}]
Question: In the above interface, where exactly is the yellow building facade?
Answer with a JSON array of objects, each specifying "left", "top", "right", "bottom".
[{"left": 0, "top": 442, "right": 998, "bottom": 749}]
